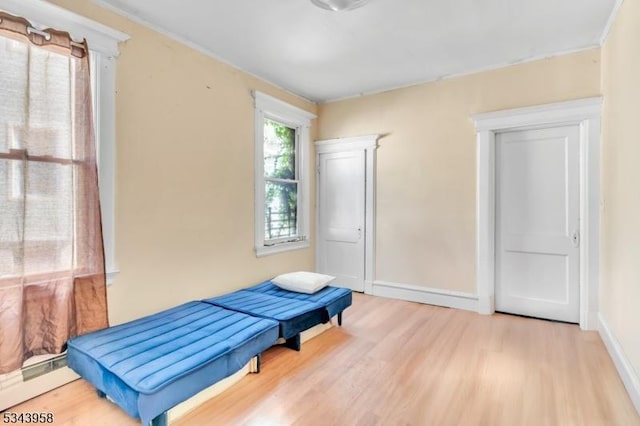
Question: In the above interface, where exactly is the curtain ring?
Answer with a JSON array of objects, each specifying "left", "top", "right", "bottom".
[{"left": 27, "top": 26, "right": 52, "bottom": 41}]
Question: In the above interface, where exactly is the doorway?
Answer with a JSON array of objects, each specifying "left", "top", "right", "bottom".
[
  {"left": 495, "top": 125, "right": 580, "bottom": 322},
  {"left": 473, "top": 97, "right": 602, "bottom": 330},
  {"left": 315, "top": 135, "right": 378, "bottom": 293}
]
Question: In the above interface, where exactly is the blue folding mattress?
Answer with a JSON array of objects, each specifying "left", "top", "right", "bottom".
[
  {"left": 246, "top": 280, "right": 352, "bottom": 320},
  {"left": 203, "top": 282, "right": 352, "bottom": 351},
  {"left": 203, "top": 290, "right": 325, "bottom": 340},
  {"left": 67, "top": 301, "right": 279, "bottom": 426}
]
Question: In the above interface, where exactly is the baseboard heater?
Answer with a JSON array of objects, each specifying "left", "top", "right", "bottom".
[
  {"left": 21, "top": 354, "right": 68, "bottom": 381},
  {"left": 0, "top": 354, "right": 78, "bottom": 411}
]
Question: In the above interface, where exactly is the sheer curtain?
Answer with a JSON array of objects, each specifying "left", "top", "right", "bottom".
[{"left": 0, "top": 12, "right": 108, "bottom": 374}]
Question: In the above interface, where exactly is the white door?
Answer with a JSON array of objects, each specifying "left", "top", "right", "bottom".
[
  {"left": 495, "top": 125, "right": 580, "bottom": 323},
  {"left": 318, "top": 150, "right": 366, "bottom": 291}
]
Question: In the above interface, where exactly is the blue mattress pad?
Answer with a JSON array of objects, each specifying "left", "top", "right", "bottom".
[
  {"left": 202, "top": 290, "right": 326, "bottom": 339},
  {"left": 67, "top": 301, "right": 278, "bottom": 424}
]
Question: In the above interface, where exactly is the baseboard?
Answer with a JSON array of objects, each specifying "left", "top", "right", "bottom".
[
  {"left": 598, "top": 313, "right": 640, "bottom": 415},
  {"left": 0, "top": 366, "right": 79, "bottom": 411},
  {"left": 364, "top": 280, "right": 374, "bottom": 294},
  {"left": 582, "top": 309, "right": 599, "bottom": 331},
  {"left": 372, "top": 280, "right": 478, "bottom": 312}
]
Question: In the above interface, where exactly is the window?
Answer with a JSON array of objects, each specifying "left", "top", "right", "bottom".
[
  {"left": 264, "top": 119, "right": 298, "bottom": 241},
  {"left": 0, "top": 8, "right": 113, "bottom": 377},
  {"left": 0, "top": 0, "right": 129, "bottom": 283},
  {"left": 7, "top": 127, "right": 63, "bottom": 200},
  {"left": 0, "top": 43, "right": 75, "bottom": 274},
  {"left": 254, "top": 92, "right": 315, "bottom": 256}
]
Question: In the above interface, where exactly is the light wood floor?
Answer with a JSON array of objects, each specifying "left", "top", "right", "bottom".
[{"left": 9, "top": 293, "right": 640, "bottom": 425}]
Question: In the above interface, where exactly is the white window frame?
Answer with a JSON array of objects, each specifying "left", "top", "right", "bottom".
[
  {"left": 254, "top": 91, "right": 315, "bottom": 257},
  {"left": 0, "top": 0, "right": 129, "bottom": 284}
]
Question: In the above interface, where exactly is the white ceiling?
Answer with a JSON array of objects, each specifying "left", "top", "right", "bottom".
[{"left": 94, "top": 0, "right": 617, "bottom": 103}]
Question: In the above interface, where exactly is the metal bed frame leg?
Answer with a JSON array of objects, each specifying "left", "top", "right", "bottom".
[
  {"left": 284, "top": 334, "right": 301, "bottom": 351},
  {"left": 337, "top": 312, "right": 343, "bottom": 326},
  {"left": 255, "top": 353, "right": 261, "bottom": 373},
  {"left": 150, "top": 412, "right": 168, "bottom": 426}
]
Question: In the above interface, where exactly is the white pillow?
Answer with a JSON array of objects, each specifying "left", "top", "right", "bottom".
[{"left": 272, "top": 271, "right": 336, "bottom": 294}]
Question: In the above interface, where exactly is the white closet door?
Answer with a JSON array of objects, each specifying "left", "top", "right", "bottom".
[
  {"left": 495, "top": 125, "right": 580, "bottom": 323},
  {"left": 317, "top": 150, "right": 366, "bottom": 292}
]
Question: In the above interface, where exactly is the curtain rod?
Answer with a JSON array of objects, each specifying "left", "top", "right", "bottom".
[
  {"left": 27, "top": 25, "right": 87, "bottom": 50},
  {"left": 0, "top": 15, "right": 87, "bottom": 51}
]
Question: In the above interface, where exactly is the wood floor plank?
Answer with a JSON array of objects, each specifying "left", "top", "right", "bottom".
[{"left": 7, "top": 293, "right": 639, "bottom": 425}]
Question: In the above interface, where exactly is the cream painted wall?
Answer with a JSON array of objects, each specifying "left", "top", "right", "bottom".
[
  {"left": 601, "top": 0, "right": 640, "bottom": 388},
  {"left": 318, "top": 49, "right": 601, "bottom": 294},
  {"left": 46, "top": 0, "right": 318, "bottom": 325}
]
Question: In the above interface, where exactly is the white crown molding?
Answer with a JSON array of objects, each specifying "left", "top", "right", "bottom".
[
  {"left": 92, "top": 0, "right": 316, "bottom": 105},
  {"left": 97, "top": 0, "right": 605, "bottom": 104},
  {"left": 321, "top": 45, "right": 601, "bottom": 104}
]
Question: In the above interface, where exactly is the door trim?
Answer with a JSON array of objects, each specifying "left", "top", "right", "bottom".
[
  {"left": 472, "top": 97, "right": 602, "bottom": 330},
  {"left": 315, "top": 135, "right": 379, "bottom": 293}
]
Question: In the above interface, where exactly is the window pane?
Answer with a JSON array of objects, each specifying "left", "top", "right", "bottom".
[
  {"left": 264, "top": 181, "right": 297, "bottom": 241},
  {"left": 0, "top": 160, "right": 74, "bottom": 277},
  {"left": 0, "top": 38, "right": 72, "bottom": 159},
  {"left": 264, "top": 119, "right": 295, "bottom": 180}
]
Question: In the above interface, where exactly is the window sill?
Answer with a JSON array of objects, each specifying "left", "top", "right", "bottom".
[{"left": 255, "top": 240, "right": 310, "bottom": 258}]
